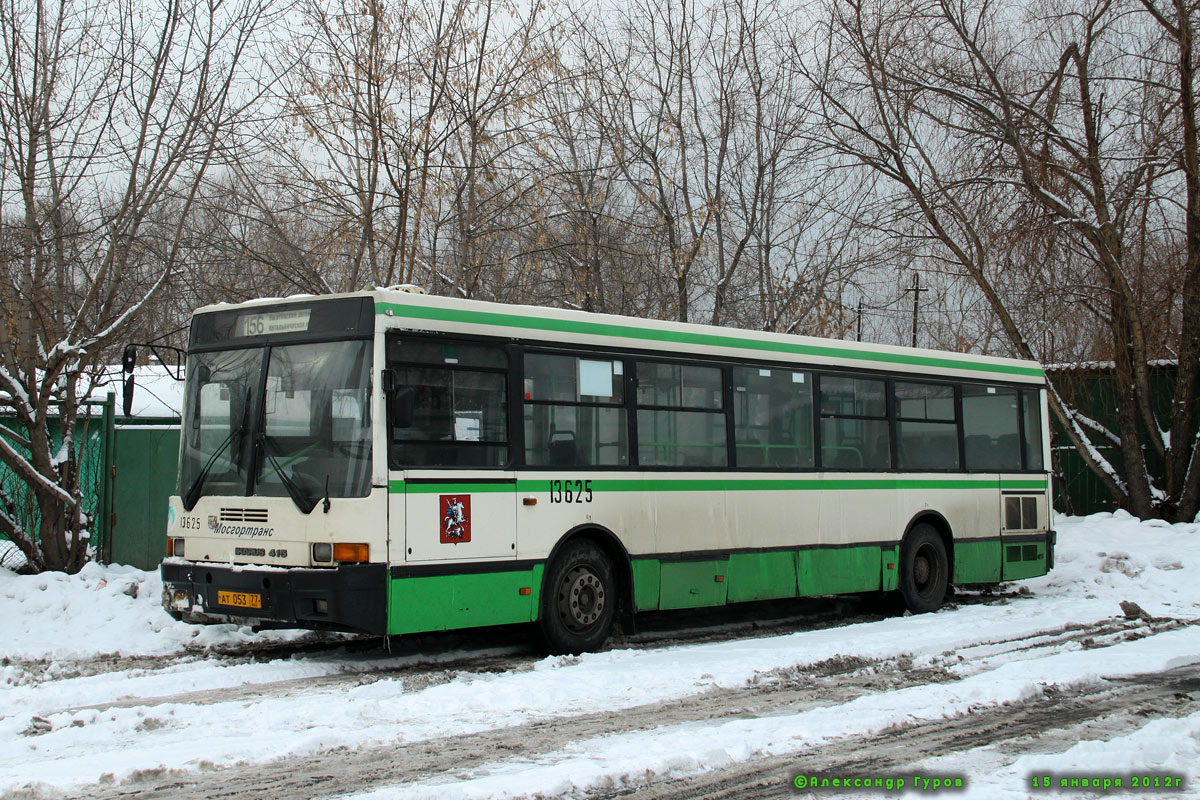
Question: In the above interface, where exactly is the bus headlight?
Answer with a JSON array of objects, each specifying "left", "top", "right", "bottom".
[
  {"left": 312, "top": 543, "right": 333, "bottom": 563},
  {"left": 168, "top": 538, "right": 185, "bottom": 558}
]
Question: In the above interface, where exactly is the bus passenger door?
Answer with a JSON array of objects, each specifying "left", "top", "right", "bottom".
[{"left": 402, "top": 472, "right": 518, "bottom": 562}]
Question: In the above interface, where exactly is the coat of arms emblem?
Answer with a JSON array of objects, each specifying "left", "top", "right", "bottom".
[{"left": 440, "top": 495, "right": 470, "bottom": 543}]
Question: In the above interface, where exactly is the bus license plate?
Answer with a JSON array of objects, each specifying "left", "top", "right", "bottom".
[{"left": 217, "top": 590, "right": 262, "bottom": 609}]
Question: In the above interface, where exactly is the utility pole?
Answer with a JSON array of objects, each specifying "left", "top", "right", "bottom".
[
  {"left": 856, "top": 299, "right": 863, "bottom": 342},
  {"left": 904, "top": 273, "right": 928, "bottom": 348}
]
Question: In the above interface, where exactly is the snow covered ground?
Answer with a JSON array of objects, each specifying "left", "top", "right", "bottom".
[{"left": 1, "top": 512, "right": 1198, "bottom": 799}]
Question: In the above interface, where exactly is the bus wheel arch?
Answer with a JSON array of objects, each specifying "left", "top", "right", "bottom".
[
  {"left": 538, "top": 525, "right": 631, "bottom": 654},
  {"left": 902, "top": 511, "right": 954, "bottom": 575},
  {"left": 898, "top": 513, "right": 952, "bottom": 614}
]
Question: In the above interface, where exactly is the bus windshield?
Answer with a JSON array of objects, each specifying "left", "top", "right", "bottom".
[{"left": 179, "top": 340, "right": 373, "bottom": 510}]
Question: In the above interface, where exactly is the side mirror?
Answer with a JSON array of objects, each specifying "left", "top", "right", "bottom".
[{"left": 121, "top": 346, "right": 137, "bottom": 416}]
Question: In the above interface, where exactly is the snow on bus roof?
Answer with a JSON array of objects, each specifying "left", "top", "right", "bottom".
[{"left": 1045, "top": 359, "right": 1178, "bottom": 372}]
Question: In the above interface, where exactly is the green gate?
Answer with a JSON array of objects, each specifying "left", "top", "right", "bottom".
[{"left": 107, "top": 419, "right": 180, "bottom": 569}]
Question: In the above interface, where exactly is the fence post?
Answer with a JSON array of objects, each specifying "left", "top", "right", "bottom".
[{"left": 99, "top": 393, "right": 116, "bottom": 564}]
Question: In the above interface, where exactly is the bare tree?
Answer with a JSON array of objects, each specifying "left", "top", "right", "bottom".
[
  {"left": 804, "top": 0, "right": 1200, "bottom": 520},
  {"left": 0, "top": 0, "right": 273, "bottom": 572},
  {"left": 251, "top": 0, "right": 563, "bottom": 299}
]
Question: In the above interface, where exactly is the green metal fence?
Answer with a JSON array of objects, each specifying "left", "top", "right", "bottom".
[
  {"left": 1048, "top": 363, "right": 1196, "bottom": 516},
  {"left": 0, "top": 396, "right": 115, "bottom": 570}
]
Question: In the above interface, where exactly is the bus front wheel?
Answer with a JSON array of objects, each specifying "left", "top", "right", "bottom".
[
  {"left": 899, "top": 524, "right": 949, "bottom": 614},
  {"left": 539, "top": 540, "right": 616, "bottom": 655}
]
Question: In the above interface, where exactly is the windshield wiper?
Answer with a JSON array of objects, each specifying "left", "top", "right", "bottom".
[
  {"left": 257, "top": 433, "right": 319, "bottom": 514},
  {"left": 182, "top": 425, "right": 241, "bottom": 511}
]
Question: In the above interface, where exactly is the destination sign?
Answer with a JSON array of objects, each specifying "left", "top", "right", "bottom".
[
  {"left": 191, "top": 297, "right": 374, "bottom": 349},
  {"left": 237, "top": 309, "right": 312, "bottom": 337}
]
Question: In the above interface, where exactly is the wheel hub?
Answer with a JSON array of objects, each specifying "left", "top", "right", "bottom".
[
  {"left": 914, "top": 553, "right": 931, "bottom": 586},
  {"left": 558, "top": 565, "right": 606, "bottom": 632}
]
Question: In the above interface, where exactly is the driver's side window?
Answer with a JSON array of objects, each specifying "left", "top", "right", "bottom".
[{"left": 386, "top": 336, "right": 510, "bottom": 469}]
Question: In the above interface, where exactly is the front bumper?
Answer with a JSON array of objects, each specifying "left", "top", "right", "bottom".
[{"left": 161, "top": 561, "right": 387, "bottom": 635}]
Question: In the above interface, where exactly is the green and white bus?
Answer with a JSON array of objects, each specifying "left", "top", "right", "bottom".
[{"left": 161, "top": 288, "right": 1054, "bottom": 653}]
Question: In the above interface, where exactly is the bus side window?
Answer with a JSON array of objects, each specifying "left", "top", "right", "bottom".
[
  {"left": 962, "top": 385, "right": 1021, "bottom": 471},
  {"left": 636, "top": 361, "right": 726, "bottom": 468},
  {"left": 523, "top": 353, "right": 627, "bottom": 467},
  {"left": 819, "top": 375, "right": 889, "bottom": 470},
  {"left": 732, "top": 367, "right": 814, "bottom": 469},
  {"left": 386, "top": 337, "right": 510, "bottom": 468},
  {"left": 1022, "top": 389, "right": 1044, "bottom": 470},
  {"left": 895, "top": 381, "right": 958, "bottom": 471}
]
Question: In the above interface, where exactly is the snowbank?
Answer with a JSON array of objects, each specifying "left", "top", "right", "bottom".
[
  {"left": 0, "top": 561, "right": 324, "bottom": 662},
  {"left": 1027, "top": 510, "right": 1198, "bottom": 619}
]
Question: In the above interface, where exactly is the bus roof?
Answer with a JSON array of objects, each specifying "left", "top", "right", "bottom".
[{"left": 195, "top": 289, "right": 1045, "bottom": 383}]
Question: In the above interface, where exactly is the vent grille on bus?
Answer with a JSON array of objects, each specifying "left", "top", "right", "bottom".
[
  {"left": 1006, "top": 544, "right": 1041, "bottom": 562},
  {"left": 220, "top": 508, "right": 269, "bottom": 523}
]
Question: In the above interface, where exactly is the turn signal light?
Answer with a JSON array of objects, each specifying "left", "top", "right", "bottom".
[{"left": 333, "top": 543, "right": 369, "bottom": 563}]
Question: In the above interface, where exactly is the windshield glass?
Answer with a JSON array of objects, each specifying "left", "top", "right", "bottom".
[
  {"left": 256, "top": 341, "right": 372, "bottom": 501},
  {"left": 178, "top": 340, "right": 373, "bottom": 507},
  {"left": 179, "top": 348, "right": 262, "bottom": 503}
]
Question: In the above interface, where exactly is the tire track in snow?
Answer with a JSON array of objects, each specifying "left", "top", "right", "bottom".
[
  {"left": 7, "top": 587, "right": 1025, "bottom": 697},
  {"left": 68, "top": 615, "right": 1196, "bottom": 800},
  {"left": 32, "top": 596, "right": 899, "bottom": 716},
  {"left": 594, "top": 662, "right": 1200, "bottom": 800}
]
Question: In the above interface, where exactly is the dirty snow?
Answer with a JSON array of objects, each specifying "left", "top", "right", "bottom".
[{"left": 0, "top": 511, "right": 1197, "bottom": 798}]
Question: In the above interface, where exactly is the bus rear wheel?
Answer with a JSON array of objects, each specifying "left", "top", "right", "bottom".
[
  {"left": 899, "top": 524, "right": 949, "bottom": 614},
  {"left": 539, "top": 540, "right": 615, "bottom": 655}
]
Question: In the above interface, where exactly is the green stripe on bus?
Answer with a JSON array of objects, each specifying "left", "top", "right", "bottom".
[
  {"left": 539, "top": 477, "right": 1047, "bottom": 492},
  {"left": 376, "top": 302, "right": 1044, "bottom": 378},
  {"left": 388, "top": 477, "right": 1048, "bottom": 493},
  {"left": 401, "top": 482, "right": 515, "bottom": 494}
]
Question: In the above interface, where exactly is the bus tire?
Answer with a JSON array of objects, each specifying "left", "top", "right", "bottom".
[
  {"left": 539, "top": 540, "right": 616, "bottom": 655},
  {"left": 899, "top": 524, "right": 949, "bottom": 614}
]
